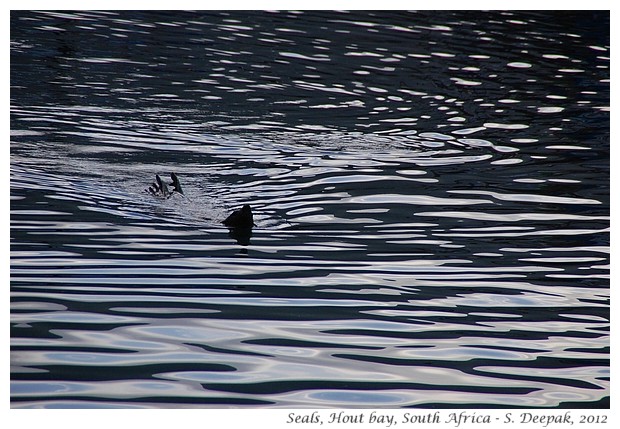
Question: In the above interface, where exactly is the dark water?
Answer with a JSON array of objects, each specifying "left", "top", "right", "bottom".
[{"left": 10, "top": 10, "right": 609, "bottom": 408}]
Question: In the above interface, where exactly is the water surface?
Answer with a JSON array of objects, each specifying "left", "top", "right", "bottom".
[{"left": 10, "top": 10, "right": 609, "bottom": 408}]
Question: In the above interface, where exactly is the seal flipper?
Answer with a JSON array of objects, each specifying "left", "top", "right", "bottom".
[
  {"left": 170, "top": 172, "right": 183, "bottom": 195},
  {"left": 147, "top": 178, "right": 161, "bottom": 196},
  {"left": 156, "top": 174, "right": 171, "bottom": 197},
  {"left": 146, "top": 173, "right": 183, "bottom": 198}
]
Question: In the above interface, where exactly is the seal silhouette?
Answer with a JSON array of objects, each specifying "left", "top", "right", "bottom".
[
  {"left": 147, "top": 172, "right": 183, "bottom": 198},
  {"left": 146, "top": 173, "right": 255, "bottom": 230},
  {"left": 222, "top": 204, "right": 255, "bottom": 229}
]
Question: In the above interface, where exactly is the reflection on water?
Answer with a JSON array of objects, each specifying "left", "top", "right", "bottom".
[{"left": 11, "top": 10, "right": 609, "bottom": 408}]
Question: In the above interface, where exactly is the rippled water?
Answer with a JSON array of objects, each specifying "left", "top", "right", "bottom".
[{"left": 10, "top": 10, "right": 609, "bottom": 408}]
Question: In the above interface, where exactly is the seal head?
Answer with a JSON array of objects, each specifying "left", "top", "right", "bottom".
[{"left": 223, "top": 204, "right": 254, "bottom": 229}]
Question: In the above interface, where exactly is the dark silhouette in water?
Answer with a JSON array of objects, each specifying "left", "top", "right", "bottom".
[
  {"left": 146, "top": 173, "right": 255, "bottom": 244},
  {"left": 228, "top": 227, "right": 252, "bottom": 246},
  {"left": 147, "top": 172, "right": 184, "bottom": 198},
  {"left": 222, "top": 204, "right": 255, "bottom": 229},
  {"left": 223, "top": 205, "right": 255, "bottom": 246},
  {"left": 170, "top": 172, "right": 183, "bottom": 195}
]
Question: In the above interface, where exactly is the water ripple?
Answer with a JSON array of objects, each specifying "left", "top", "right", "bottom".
[{"left": 11, "top": 10, "right": 608, "bottom": 408}]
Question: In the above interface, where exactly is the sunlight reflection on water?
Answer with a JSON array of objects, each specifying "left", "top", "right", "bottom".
[{"left": 11, "top": 10, "right": 608, "bottom": 408}]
